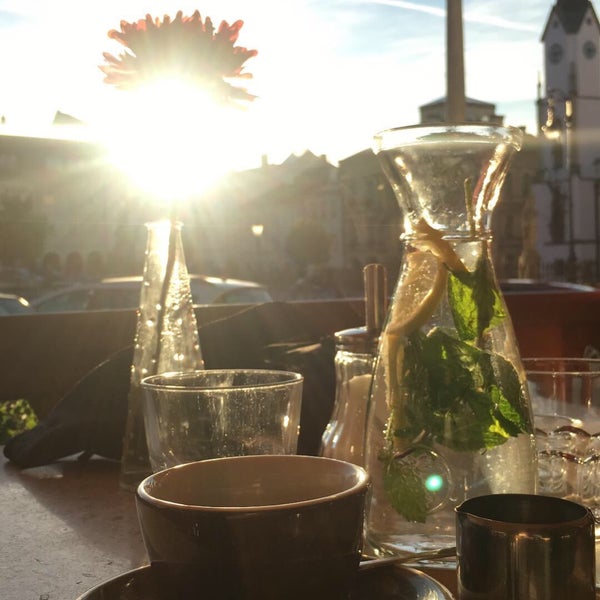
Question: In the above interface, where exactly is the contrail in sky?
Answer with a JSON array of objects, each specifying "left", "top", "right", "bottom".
[{"left": 370, "top": 0, "right": 539, "bottom": 33}]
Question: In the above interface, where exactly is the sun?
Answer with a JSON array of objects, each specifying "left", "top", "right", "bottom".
[
  {"left": 102, "top": 78, "right": 235, "bottom": 202},
  {"left": 99, "top": 9, "right": 258, "bottom": 204}
]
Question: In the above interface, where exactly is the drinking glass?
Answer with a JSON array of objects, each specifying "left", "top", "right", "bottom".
[
  {"left": 524, "top": 358, "right": 600, "bottom": 521},
  {"left": 141, "top": 369, "right": 303, "bottom": 472}
]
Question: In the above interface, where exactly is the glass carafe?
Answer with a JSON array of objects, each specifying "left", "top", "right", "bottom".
[{"left": 364, "top": 124, "right": 537, "bottom": 558}]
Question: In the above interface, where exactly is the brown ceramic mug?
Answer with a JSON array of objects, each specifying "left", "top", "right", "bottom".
[{"left": 136, "top": 454, "right": 370, "bottom": 600}]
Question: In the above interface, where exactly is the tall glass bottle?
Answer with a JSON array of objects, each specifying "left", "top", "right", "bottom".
[
  {"left": 119, "top": 219, "right": 204, "bottom": 490},
  {"left": 364, "top": 124, "right": 537, "bottom": 558}
]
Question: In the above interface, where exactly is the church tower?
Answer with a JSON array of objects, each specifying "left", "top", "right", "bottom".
[
  {"left": 537, "top": 0, "right": 600, "bottom": 282},
  {"left": 542, "top": 0, "right": 600, "bottom": 102}
]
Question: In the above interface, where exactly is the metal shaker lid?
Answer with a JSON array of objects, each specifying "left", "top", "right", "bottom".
[{"left": 334, "top": 325, "right": 379, "bottom": 354}]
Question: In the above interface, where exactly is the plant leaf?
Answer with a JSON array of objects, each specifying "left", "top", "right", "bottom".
[
  {"left": 448, "top": 256, "right": 505, "bottom": 342},
  {"left": 0, "top": 399, "right": 38, "bottom": 444},
  {"left": 383, "top": 454, "right": 429, "bottom": 523},
  {"left": 411, "top": 329, "right": 526, "bottom": 451}
]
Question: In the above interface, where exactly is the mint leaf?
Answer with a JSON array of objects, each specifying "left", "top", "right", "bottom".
[
  {"left": 383, "top": 454, "right": 429, "bottom": 523},
  {"left": 436, "top": 388, "right": 511, "bottom": 451},
  {"left": 390, "top": 332, "right": 432, "bottom": 442},
  {"left": 448, "top": 256, "right": 506, "bottom": 342},
  {"left": 488, "top": 353, "right": 530, "bottom": 435},
  {"left": 398, "top": 329, "right": 527, "bottom": 452}
]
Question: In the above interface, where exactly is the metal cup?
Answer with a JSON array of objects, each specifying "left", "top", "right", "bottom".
[{"left": 456, "top": 494, "right": 596, "bottom": 599}]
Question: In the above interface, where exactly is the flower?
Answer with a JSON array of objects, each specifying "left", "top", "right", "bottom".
[{"left": 100, "top": 10, "right": 257, "bottom": 106}]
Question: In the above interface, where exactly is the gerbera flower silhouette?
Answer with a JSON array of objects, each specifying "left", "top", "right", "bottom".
[
  {"left": 100, "top": 10, "right": 257, "bottom": 107},
  {"left": 99, "top": 9, "right": 258, "bottom": 199}
]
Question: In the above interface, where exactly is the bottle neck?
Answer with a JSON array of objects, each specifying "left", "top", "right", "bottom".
[
  {"left": 402, "top": 230, "right": 493, "bottom": 243},
  {"left": 402, "top": 236, "right": 494, "bottom": 274}
]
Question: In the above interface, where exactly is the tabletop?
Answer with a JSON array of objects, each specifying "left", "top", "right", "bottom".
[
  {"left": 0, "top": 454, "right": 147, "bottom": 600},
  {"left": 0, "top": 451, "right": 462, "bottom": 600},
  {"left": 2, "top": 450, "right": 599, "bottom": 600}
]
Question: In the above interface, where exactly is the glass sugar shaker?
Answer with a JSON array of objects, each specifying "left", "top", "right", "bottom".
[{"left": 320, "top": 263, "right": 387, "bottom": 466}]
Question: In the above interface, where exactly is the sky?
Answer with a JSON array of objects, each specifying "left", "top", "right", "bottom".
[{"left": 0, "top": 0, "right": 565, "bottom": 169}]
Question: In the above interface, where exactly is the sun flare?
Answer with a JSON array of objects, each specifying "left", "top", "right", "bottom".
[
  {"left": 103, "top": 79, "right": 234, "bottom": 202},
  {"left": 99, "top": 9, "right": 258, "bottom": 204}
]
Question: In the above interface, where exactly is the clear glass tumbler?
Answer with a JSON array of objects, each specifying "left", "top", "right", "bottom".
[
  {"left": 141, "top": 369, "right": 303, "bottom": 472},
  {"left": 524, "top": 357, "right": 600, "bottom": 525}
]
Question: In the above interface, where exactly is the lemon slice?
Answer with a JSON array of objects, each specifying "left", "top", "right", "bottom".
[
  {"left": 382, "top": 249, "right": 446, "bottom": 437},
  {"left": 385, "top": 219, "right": 467, "bottom": 338},
  {"left": 413, "top": 219, "right": 467, "bottom": 274},
  {"left": 381, "top": 219, "right": 465, "bottom": 448},
  {"left": 386, "top": 250, "right": 447, "bottom": 338}
]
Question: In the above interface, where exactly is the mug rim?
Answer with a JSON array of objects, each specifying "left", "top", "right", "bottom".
[
  {"left": 137, "top": 455, "right": 370, "bottom": 513},
  {"left": 140, "top": 368, "right": 303, "bottom": 392},
  {"left": 455, "top": 493, "right": 593, "bottom": 531}
]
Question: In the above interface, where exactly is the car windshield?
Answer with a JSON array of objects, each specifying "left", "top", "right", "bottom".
[
  {"left": 0, "top": 296, "right": 32, "bottom": 315},
  {"left": 26, "top": 276, "right": 273, "bottom": 314}
]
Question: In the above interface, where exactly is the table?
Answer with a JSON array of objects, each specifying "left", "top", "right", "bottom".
[
  {"left": 2, "top": 451, "right": 598, "bottom": 600},
  {"left": 0, "top": 454, "right": 147, "bottom": 600},
  {"left": 0, "top": 452, "right": 461, "bottom": 600}
]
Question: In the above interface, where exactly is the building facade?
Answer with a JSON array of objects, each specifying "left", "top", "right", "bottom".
[
  {"left": 337, "top": 149, "right": 401, "bottom": 287},
  {"left": 420, "top": 97, "right": 504, "bottom": 125},
  {"left": 0, "top": 134, "right": 349, "bottom": 296},
  {"left": 536, "top": 0, "right": 600, "bottom": 282},
  {"left": 0, "top": 122, "right": 539, "bottom": 298}
]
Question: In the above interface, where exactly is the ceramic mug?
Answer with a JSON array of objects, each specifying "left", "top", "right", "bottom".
[
  {"left": 136, "top": 454, "right": 370, "bottom": 600},
  {"left": 456, "top": 493, "right": 596, "bottom": 599}
]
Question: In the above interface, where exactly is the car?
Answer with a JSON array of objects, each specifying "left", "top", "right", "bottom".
[
  {"left": 29, "top": 275, "right": 273, "bottom": 313},
  {"left": 0, "top": 292, "right": 33, "bottom": 315}
]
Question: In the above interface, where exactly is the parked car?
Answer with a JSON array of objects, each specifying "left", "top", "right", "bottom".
[
  {"left": 0, "top": 267, "right": 44, "bottom": 298},
  {"left": 30, "top": 275, "right": 273, "bottom": 313},
  {"left": 0, "top": 292, "right": 33, "bottom": 315}
]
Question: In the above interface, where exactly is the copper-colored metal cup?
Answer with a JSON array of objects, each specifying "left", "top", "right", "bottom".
[{"left": 456, "top": 494, "right": 595, "bottom": 599}]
